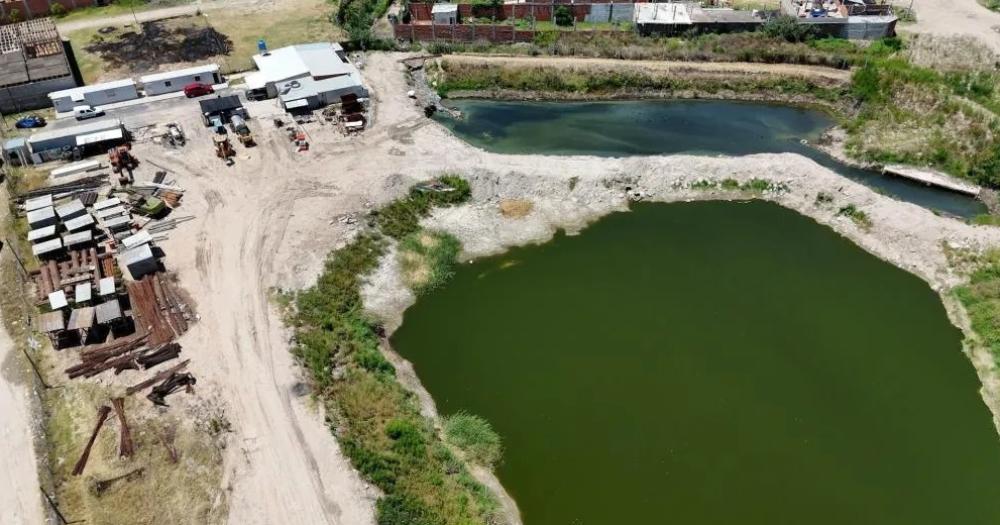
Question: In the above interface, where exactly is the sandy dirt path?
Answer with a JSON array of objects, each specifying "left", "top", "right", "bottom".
[
  {"left": 443, "top": 54, "right": 853, "bottom": 83},
  {"left": 902, "top": 0, "right": 1000, "bottom": 52},
  {"left": 55, "top": 0, "right": 274, "bottom": 33},
  {"left": 0, "top": 321, "right": 45, "bottom": 525}
]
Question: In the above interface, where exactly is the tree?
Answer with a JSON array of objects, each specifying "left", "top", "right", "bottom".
[{"left": 554, "top": 5, "right": 573, "bottom": 27}]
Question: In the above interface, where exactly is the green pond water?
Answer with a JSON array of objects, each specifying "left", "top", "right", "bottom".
[
  {"left": 435, "top": 100, "right": 986, "bottom": 218},
  {"left": 391, "top": 201, "right": 1000, "bottom": 525}
]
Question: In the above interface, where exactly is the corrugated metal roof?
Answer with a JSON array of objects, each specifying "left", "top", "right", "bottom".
[
  {"left": 24, "top": 194, "right": 52, "bottom": 211},
  {"left": 39, "top": 311, "right": 65, "bottom": 333},
  {"left": 140, "top": 63, "right": 219, "bottom": 83},
  {"left": 55, "top": 199, "right": 85, "bottom": 219},
  {"left": 95, "top": 298, "right": 122, "bottom": 324},
  {"left": 31, "top": 237, "right": 62, "bottom": 256},
  {"left": 64, "top": 213, "right": 95, "bottom": 232},
  {"left": 102, "top": 215, "right": 132, "bottom": 231},
  {"left": 48, "top": 79, "right": 135, "bottom": 100},
  {"left": 252, "top": 43, "right": 353, "bottom": 84},
  {"left": 432, "top": 3, "right": 458, "bottom": 13},
  {"left": 27, "top": 206, "right": 55, "bottom": 224},
  {"left": 96, "top": 205, "right": 127, "bottom": 219},
  {"left": 120, "top": 243, "right": 154, "bottom": 266},
  {"left": 28, "top": 225, "right": 57, "bottom": 242},
  {"left": 93, "top": 197, "right": 121, "bottom": 211},
  {"left": 121, "top": 230, "right": 152, "bottom": 250},
  {"left": 63, "top": 230, "right": 93, "bottom": 247},
  {"left": 76, "top": 128, "right": 124, "bottom": 146},
  {"left": 29, "top": 119, "right": 123, "bottom": 145},
  {"left": 67, "top": 306, "right": 95, "bottom": 330}
]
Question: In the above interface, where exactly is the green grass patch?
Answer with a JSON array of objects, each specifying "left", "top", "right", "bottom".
[
  {"left": 444, "top": 412, "right": 503, "bottom": 468},
  {"left": 399, "top": 231, "right": 462, "bottom": 294},
  {"left": 955, "top": 251, "right": 1000, "bottom": 364},
  {"left": 837, "top": 204, "right": 872, "bottom": 230},
  {"left": 291, "top": 176, "right": 496, "bottom": 525}
]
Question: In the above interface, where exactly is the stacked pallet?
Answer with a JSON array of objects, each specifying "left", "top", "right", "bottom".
[{"left": 32, "top": 248, "right": 105, "bottom": 300}]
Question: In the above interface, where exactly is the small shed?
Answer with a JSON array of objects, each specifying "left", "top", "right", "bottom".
[
  {"left": 121, "top": 230, "right": 152, "bottom": 250},
  {"left": 102, "top": 215, "right": 132, "bottom": 232},
  {"left": 38, "top": 310, "right": 65, "bottom": 334},
  {"left": 63, "top": 230, "right": 94, "bottom": 248},
  {"left": 55, "top": 199, "right": 86, "bottom": 220},
  {"left": 199, "top": 95, "right": 246, "bottom": 124},
  {"left": 96, "top": 205, "right": 127, "bottom": 220},
  {"left": 93, "top": 197, "right": 121, "bottom": 211},
  {"left": 28, "top": 225, "right": 57, "bottom": 242},
  {"left": 432, "top": 3, "right": 459, "bottom": 24},
  {"left": 98, "top": 277, "right": 116, "bottom": 297},
  {"left": 32, "top": 237, "right": 63, "bottom": 257},
  {"left": 119, "top": 244, "right": 157, "bottom": 279},
  {"left": 28, "top": 119, "right": 126, "bottom": 159},
  {"left": 49, "top": 290, "right": 68, "bottom": 310},
  {"left": 75, "top": 283, "right": 92, "bottom": 303},
  {"left": 67, "top": 306, "right": 96, "bottom": 339},
  {"left": 27, "top": 206, "right": 57, "bottom": 229},
  {"left": 140, "top": 64, "right": 221, "bottom": 96},
  {"left": 3, "top": 137, "right": 30, "bottom": 167},
  {"left": 64, "top": 213, "right": 95, "bottom": 232},
  {"left": 48, "top": 79, "right": 139, "bottom": 113},
  {"left": 24, "top": 194, "right": 53, "bottom": 212},
  {"left": 95, "top": 298, "right": 123, "bottom": 325}
]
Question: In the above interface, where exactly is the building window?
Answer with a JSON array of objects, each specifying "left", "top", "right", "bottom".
[
  {"left": 107, "top": 89, "right": 116, "bottom": 98},
  {"left": 165, "top": 81, "right": 172, "bottom": 87},
  {"left": 194, "top": 75, "right": 201, "bottom": 82}
]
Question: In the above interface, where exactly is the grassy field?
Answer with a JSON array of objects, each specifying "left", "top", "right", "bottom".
[
  {"left": 53, "top": 0, "right": 191, "bottom": 24},
  {"left": 66, "top": 0, "right": 343, "bottom": 83}
]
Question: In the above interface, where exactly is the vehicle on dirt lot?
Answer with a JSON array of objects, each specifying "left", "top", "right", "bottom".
[
  {"left": 73, "top": 105, "right": 104, "bottom": 121},
  {"left": 14, "top": 115, "right": 46, "bottom": 128},
  {"left": 184, "top": 83, "right": 214, "bottom": 98}
]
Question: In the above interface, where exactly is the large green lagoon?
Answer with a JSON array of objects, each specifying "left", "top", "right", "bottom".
[
  {"left": 392, "top": 201, "right": 1000, "bottom": 525},
  {"left": 436, "top": 99, "right": 985, "bottom": 218}
]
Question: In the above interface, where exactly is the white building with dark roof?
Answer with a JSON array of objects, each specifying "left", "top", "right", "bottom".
[{"left": 245, "top": 42, "right": 368, "bottom": 111}]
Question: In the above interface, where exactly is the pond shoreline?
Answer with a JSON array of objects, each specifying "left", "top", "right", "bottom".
[{"left": 361, "top": 156, "right": 1000, "bottom": 455}]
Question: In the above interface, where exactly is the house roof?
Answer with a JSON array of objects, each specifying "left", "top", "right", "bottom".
[
  {"left": 29, "top": 119, "right": 123, "bottom": 145},
  {"left": 634, "top": 3, "right": 693, "bottom": 24},
  {"left": 95, "top": 298, "right": 122, "bottom": 324},
  {"left": 38, "top": 310, "right": 65, "bottom": 333},
  {"left": 67, "top": 306, "right": 95, "bottom": 330},
  {"left": 140, "top": 63, "right": 219, "bottom": 83},
  {"left": 433, "top": 3, "right": 458, "bottom": 13},
  {"left": 252, "top": 43, "right": 353, "bottom": 84}
]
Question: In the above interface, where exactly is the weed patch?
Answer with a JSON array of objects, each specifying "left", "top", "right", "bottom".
[{"left": 837, "top": 204, "right": 872, "bottom": 230}]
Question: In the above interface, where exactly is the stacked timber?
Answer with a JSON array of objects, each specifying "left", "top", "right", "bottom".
[
  {"left": 31, "top": 247, "right": 104, "bottom": 300},
  {"left": 127, "top": 274, "right": 189, "bottom": 346}
]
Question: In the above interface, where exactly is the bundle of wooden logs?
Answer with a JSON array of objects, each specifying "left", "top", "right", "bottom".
[
  {"left": 127, "top": 274, "right": 189, "bottom": 346},
  {"left": 64, "top": 336, "right": 182, "bottom": 379}
]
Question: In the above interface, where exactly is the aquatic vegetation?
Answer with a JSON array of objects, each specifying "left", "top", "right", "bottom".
[
  {"left": 444, "top": 412, "right": 504, "bottom": 468},
  {"left": 955, "top": 251, "right": 1000, "bottom": 364}
]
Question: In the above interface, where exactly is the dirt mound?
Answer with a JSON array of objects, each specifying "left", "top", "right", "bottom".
[{"left": 84, "top": 16, "right": 233, "bottom": 73}]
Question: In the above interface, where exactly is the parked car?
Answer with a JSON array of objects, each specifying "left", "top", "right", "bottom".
[
  {"left": 14, "top": 114, "right": 47, "bottom": 129},
  {"left": 73, "top": 105, "right": 104, "bottom": 121},
  {"left": 184, "top": 82, "right": 215, "bottom": 98}
]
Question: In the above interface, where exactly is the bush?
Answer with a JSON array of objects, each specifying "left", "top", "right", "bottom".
[
  {"left": 554, "top": 5, "right": 573, "bottom": 27},
  {"left": 377, "top": 495, "right": 444, "bottom": 525},
  {"left": 762, "top": 15, "right": 818, "bottom": 43},
  {"left": 375, "top": 176, "right": 472, "bottom": 239},
  {"left": 955, "top": 251, "right": 1000, "bottom": 364},
  {"left": 444, "top": 412, "right": 503, "bottom": 467},
  {"left": 49, "top": 2, "right": 67, "bottom": 17}
]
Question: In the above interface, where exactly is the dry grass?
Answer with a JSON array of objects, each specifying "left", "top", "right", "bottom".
[
  {"left": 903, "top": 34, "right": 1000, "bottom": 72},
  {"left": 498, "top": 199, "right": 534, "bottom": 218},
  {"left": 67, "top": 0, "right": 344, "bottom": 83},
  {"left": 46, "top": 385, "right": 228, "bottom": 525}
]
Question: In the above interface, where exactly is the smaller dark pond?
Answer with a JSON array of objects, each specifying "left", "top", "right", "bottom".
[{"left": 435, "top": 100, "right": 985, "bottom": 218}]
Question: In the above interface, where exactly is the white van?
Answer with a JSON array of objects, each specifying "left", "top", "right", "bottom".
[{"left": 73, "top": 105, "right": 105, "bottom": 121}]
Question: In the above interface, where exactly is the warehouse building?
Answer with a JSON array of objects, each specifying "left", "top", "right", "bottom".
[
  {"left": 139, "top": 64, "right": 221, "bottom": 96},
  {"left": 27, "top": 119, "right": 127, "bottom": 163},
  {"left": 48, "top": 79, "right": 139, "bottom": 113},
  {"left": 245, "top": 42, "right": 368, "bottom": 112},
  {"left": 0, "top": 18, "right": 78, "bottom": 113}
]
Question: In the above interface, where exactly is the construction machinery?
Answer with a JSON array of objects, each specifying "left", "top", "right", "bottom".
[
  {"left": 108, "top": 145, "right": 138, "bottom": 184},
  {"left": 166, "top": 123, "right": 185, "bottom": 147},
  {"left": 213, "top": 135, "right": 235, "bottom": 165},
  {"left": 126, "top": 192, "right": 166, "bottom": 217},
  {"left": 230, "top": 115, "right": 255, "bottom": 147}
]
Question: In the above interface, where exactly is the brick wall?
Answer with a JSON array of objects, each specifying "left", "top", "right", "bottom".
[
  {"left": 394, "top": 22, "right": 619, "bottom": 43},
  {"left": 1, "top": 0, "right": 97, "bottom": 23},
  {"left": 409, "top": 2, "right": 649, "bottom": 23}
]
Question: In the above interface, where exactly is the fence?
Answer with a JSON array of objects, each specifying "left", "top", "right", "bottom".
[
  {"left": 408, "top": 1, "right": 644, "bottom": 23},
  {"left": 1, "top": 0, "right": 98, "bottom": 24},
  {"left": 394, "top": 23, "right": 538, "bottom": 43}
]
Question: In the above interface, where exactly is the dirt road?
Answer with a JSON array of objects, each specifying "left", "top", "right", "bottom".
[
  {"left": 55, "top": 0, "right": 274, "bottom": 33},
  {"left": 903, "top": 0, "right": 1000, "bottom": 52},
  {"left": 0, "top": 323, "right": 44, "bottom": 525}
]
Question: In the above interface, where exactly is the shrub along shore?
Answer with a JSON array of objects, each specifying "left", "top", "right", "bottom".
[{"left": 288, "top": 176, "right": 509, "bottom": 525}]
